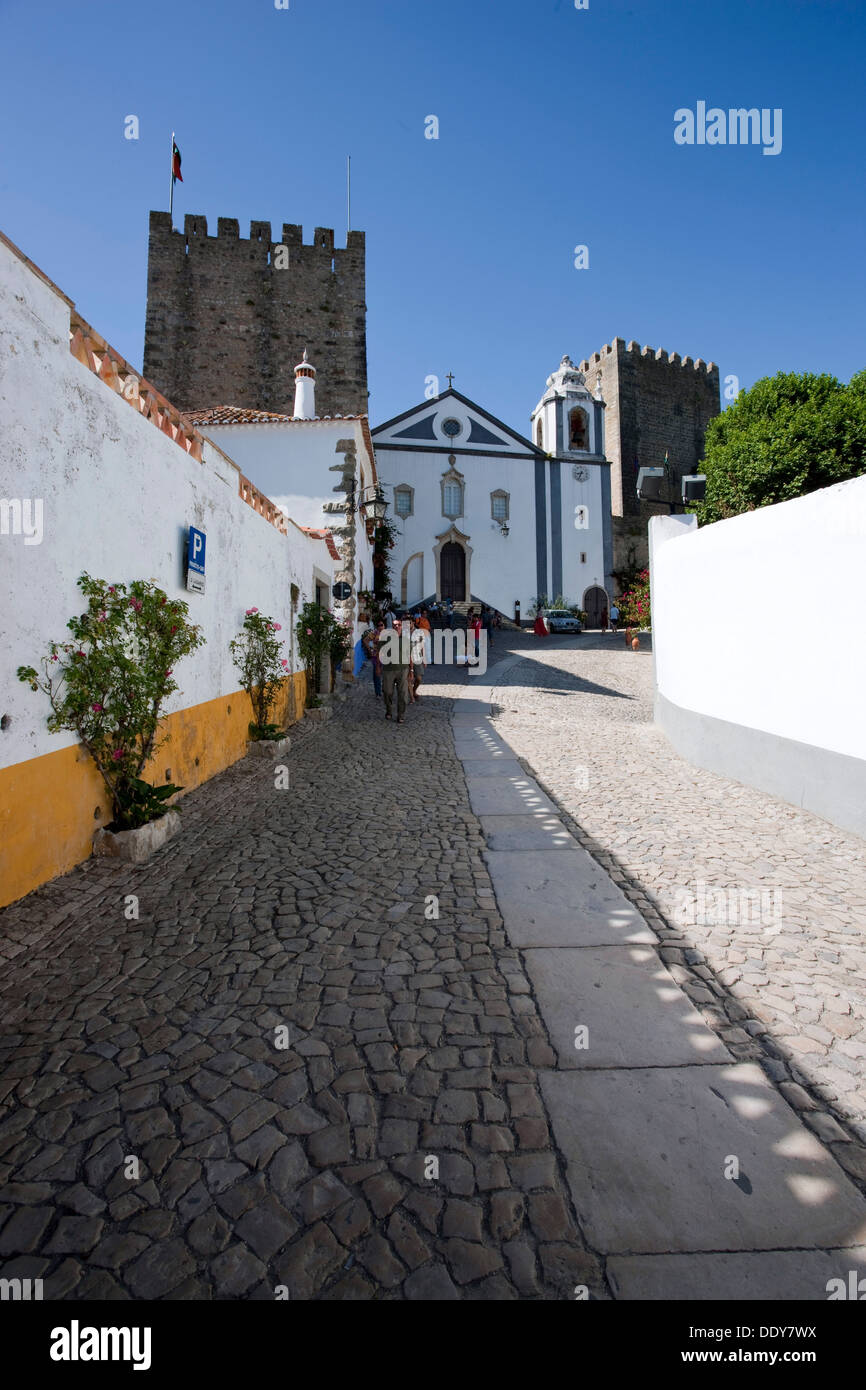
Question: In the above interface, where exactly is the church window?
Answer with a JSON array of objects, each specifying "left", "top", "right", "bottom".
[
  {"left": 394, "top": 485, "right": 414, "bottom": 518},
  {"left": 491, "top": 490, "right": 509, "bottom": 522},
  {"left": 443, "top": 482, "right": 463, "bottom": 518},
  {"left": 569, "top": 407, "right": 589, "bottom": 451},
  {"left": 536, "top": 418, "right": 544, "bottom": 448}
]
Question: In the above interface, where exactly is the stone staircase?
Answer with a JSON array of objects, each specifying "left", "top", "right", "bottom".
[{"left": 413, "top": 596, "right": 523, "bottom": 631}]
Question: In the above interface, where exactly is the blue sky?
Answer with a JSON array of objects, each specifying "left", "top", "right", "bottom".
[{"left": 1, "top": 0, "right": 863, "bottom": 435}]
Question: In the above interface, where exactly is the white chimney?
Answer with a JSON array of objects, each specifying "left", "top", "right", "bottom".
[{"left": 293, "top": 348, "right": 316, "bottom": 419}]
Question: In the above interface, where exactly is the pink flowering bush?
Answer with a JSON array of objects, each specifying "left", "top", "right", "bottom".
[
  {"left": 618, "top": 569, "right": 651, "bottom": 630},
  {"left": 295, "top": 600, "right": 351, "bottom": 704},
  {"left": 17, "top": 572, "right": 204, "bottom": 828},
  {"left": 230, "top": 609, "right": 290, "bottom": 739}
]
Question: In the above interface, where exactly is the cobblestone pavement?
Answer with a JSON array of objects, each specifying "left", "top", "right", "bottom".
[
  {"left": 484, "top": 631, "right": 866, "bottom": 1189},
  {"left": 0, "top": 673, "right": 604, "bottom": 1301}
]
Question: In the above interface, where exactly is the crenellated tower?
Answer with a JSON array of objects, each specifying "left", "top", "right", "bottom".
[
  {"left": 577, "top": 338, "right": 720, "bottom": 518},
  {"left": 143, "top": 212, "right": 367, "bottom": 418}
]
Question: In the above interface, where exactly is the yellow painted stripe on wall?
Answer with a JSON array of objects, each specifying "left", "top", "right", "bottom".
[{"left": 0, "top": 672, "right": 307, "bottom": 911}]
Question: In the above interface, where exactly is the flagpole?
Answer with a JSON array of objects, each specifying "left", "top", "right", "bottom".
[
  {"left": 346, "top": 155, "right": 351, "bottom": 237},
  {"left": 169, "top": 131, "right": 175, "bottom": 225}
]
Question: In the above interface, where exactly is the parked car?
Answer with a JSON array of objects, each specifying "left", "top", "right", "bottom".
[{"left": 544, "top": 608, "right": 582, "bottom": 633}]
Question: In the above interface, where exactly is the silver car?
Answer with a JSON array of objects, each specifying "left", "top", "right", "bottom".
[{"left": 544, "top": 609, "right": 582, "bottom": 633}]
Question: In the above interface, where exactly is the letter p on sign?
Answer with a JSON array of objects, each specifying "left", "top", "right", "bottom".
[{"left": 187, "top": 525, "right": 206, "bottom": 593}]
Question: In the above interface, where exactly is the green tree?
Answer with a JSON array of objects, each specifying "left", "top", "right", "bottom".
[{"left": 697, "top": 370, "right": 866, "bottom": 524}]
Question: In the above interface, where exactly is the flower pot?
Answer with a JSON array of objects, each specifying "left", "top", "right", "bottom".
[
  {"left": 305, "top": 706, "right": 332, "bottom": 723},
  {"left": 247, "top": 735, "right": 291, "bottom": 758},
  {"left": 93, "top": 809, "right": 181, "bottom": 864},
  {"left": 631, "top": 636, "right": 640, "bottom": 650}
]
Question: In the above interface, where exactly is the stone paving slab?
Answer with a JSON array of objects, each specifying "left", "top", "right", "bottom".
[
  {"left": 490, "top": 635, "right": 866, "bottom": 1151},
  {"left": 458, "top": 758, "right": 525, "bottom": 780},
  {"left": 453, "top": 740, "right": 514, "bottom": 761},
  {"left": 479, "top": 815, "right": 580, "bottom": 853},
  {"left": 607, "top": 1246, "right": 866, "bottom": 1301},
  {"left": 466, "top": 779, "right": 559, "bottom": 819},
  {"left": 541, "top": 1063, "right": 866, "bottom": 1255},
  {"left": 485, "top": 848, "right": 656, "bottom": 947},
  {"left": 523, "top": 946, "right": 731, "bottom": 1068}
]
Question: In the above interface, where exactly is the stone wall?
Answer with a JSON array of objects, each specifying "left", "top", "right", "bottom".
[
  {"left": 579, "top": 339, "right": 720, "bottom": 517},
  {"left": 144, "top": 213, "right": 367, "bottom": 418}
]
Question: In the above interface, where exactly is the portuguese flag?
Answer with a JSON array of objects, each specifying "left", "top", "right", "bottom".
[{"left": 172, "top": 141, "right": 183, "bottom": 183}]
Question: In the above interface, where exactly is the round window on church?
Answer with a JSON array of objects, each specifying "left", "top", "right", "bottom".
[{"left": 442, "top": 417, "right": 462, "bottom": 438}]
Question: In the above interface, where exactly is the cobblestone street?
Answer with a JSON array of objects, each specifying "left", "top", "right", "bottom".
[
  {"left": 1, "top": 631, "right": 865, "bottom": 1300},
  {"left": 0, "top": 664, "right": 601, "bottom": 1301}
]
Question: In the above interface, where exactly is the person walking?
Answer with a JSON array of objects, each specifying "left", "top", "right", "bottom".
[
  {"left": 467, "top": 608, "right": 482, "bottom": 662},
  {"left": 363, "top": 620, "right": 384, "bottom": 697},
  {"left": 416, "top": 607, "right": 432, "bottom": 665},
  {"left": 481, "top": 604, "right": 494, "bottom": 649},
  {"left": 446, "top": 597, "right": 456, "bottom": 631},
  {"left": 533, "top": 608, "right": 549, "bottom": 637},
  {"left": 409, "top": 620, "right": 427, "bottom": 700},
  {"left": 379, "top": 613, "right": 411, "bottom": 723},
  {"left": 609, "top": 602, "right": 620, "bottom": 633}
]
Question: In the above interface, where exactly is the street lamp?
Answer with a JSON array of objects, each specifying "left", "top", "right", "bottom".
[{"left": 358, "top": 484, "right": 389, "bottom": 520}]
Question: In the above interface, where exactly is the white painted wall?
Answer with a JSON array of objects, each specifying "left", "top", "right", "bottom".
[
  {"left": 651, "top": 476, "right": 866, "bottom": 760},
  {"left": 554, "top": 462, "right": 607, "bottom": 607},
  {"left": 0, "top": 234, "right": 335, "bottom": 771},
  {"left": 202, "top": 418, "right": 374, "bottom": 620}
]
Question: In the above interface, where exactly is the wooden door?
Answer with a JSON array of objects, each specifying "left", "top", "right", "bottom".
[
  {"left": 584, "top": 585, "right": 607, "bottom": 628},
  {"left": 441, "top": 542, "right": 465, "bottom": 601}
]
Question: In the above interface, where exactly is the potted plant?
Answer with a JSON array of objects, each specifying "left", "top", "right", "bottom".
[
  {"left": 18, "top": 572, "right": 204, "bottom": 862},
  {"left": 230, "top": 608, "right": 292, "bottom": 757},
  {"left": 295, "top": 602, "right": 333, "bottom": 720},
  {"left": 328, "top": 621, "right": 353, "bottom": 693}
]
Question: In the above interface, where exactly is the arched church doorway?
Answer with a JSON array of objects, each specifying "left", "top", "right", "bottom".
[
  {"left": 440, "top": 542, "right": 466, "bottom": 602},
  {"left": 583, "top": 585, "right": 608, "bottom": 629}
]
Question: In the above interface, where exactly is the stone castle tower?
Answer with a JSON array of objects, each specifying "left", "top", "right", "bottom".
[
  {"left": 143, "top": 212, "right": 367, "bottom": 418},
  {"left": 578, "top": 338, "right": 720, "bottom": 518}
]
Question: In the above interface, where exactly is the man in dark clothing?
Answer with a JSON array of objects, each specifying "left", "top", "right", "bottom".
[{"left": 379, "top": 613, "right": 412, "bottom": 723}]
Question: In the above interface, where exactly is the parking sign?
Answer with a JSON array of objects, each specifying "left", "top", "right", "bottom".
[{"left": 187, "top": 526, "right": 206, "bottom": 593}]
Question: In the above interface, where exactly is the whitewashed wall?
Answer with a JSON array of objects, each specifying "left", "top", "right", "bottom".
[
  {"left": 203, "top": 418, "right": 375, "bottom": 628},
  {"left": 0, "top": 235, "right": 334, "bottom": 772},
  {"left": 651, "top": 477, "right": 866, "bottom": 835}
]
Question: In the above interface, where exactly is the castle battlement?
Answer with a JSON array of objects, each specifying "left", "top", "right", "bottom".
[
  {"left": 143, "top": 209, "right": 367, "bottom": 418},
  {"left": 579, "top": 339, "right": 716, "bottom": 375},
  {"left": 148, "top": 211, "right": 364, "bottom": 255}
]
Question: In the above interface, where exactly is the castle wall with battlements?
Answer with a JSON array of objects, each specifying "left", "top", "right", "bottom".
[
  {"left": 143, "top": 213, "right": 367, "bottom": 418},
  {"left": 579, "top": 338, "right": 720, "bottom": 518}
]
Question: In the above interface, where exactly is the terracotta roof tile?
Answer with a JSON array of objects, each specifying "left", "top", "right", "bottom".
[
  {"left": 299, "top": 526, "right": 341, "bottom": 561},
  {"left": 184, "top": 405, "right": 368, "bottom": 427}
]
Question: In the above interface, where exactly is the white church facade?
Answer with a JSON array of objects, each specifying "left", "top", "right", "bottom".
[{"left": 372, "top": 357, "right": 614, "bottom": 624}]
